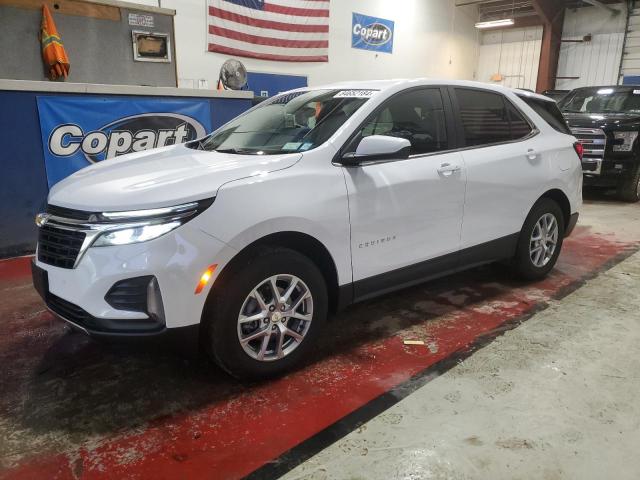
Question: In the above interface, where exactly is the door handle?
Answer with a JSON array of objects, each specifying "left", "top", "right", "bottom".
[
  {"left": 437, "top": 163, "right": 461, "bottom": 176},
  {"left": 526, "top": 149, "right": 539, "bottom": 161}
]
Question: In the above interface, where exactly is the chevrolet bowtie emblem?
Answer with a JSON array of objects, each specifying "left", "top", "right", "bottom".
[{"left": 35, "top": 213, "right": 50, "bottom": 227}]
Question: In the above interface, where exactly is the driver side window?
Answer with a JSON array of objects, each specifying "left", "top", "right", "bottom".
[{"left": 356, "top": 88, "right": 449, "bottom": 155}]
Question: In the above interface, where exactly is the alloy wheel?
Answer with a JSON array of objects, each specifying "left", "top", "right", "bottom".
[
  {"left": 237, "top": 274, "right": 313, "bottom": 361},
  {"left": 529, "top": 213, "right": 559, "bottom": 268}
]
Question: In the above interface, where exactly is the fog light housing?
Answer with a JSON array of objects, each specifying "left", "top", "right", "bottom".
[
  {"left": 105, "top": 275, "right": 166, "bottom": 328},
  {"left": 146, "top": 277, "right": 166, "bottom": 325}
]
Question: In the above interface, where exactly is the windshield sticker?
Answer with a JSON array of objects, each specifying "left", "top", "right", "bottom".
[
  {"left": 300, "top": 142, "right": 313, "bottom": 151},
  {"left": 283, "top": 113, "right": 296, "bottom": 128},
  {"left": 634, "top": 90, "right": 640, "bottom": 95},
  {"left": 334, "top": 90, "right": 377, "bottom": 98},
  {"left": 282, "top": 142, "right": 302, "bottom": 151}
]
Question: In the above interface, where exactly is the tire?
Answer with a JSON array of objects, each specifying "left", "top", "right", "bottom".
[
  {"left": 616, "top": 165, "right": 640, "bottom": 203},
  {"left": 513, "top": 198, "right": 565, "bottom": 280},
  {"left": 202, "top": 247, "right": 328, "bottom": 380}
]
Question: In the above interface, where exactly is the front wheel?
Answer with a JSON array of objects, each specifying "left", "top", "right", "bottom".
[
  {"left": 616, "top": 164, "right": 640, "bottom": 202},
  {"left": 202, "top": 247, "right": 328, "bottom": 380},
  {"left": 513, "top": 198, "right": 565, "bottom": 280}
]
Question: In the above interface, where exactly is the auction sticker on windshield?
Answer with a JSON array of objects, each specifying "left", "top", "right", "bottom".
[{"left": 334, "top": 90, "right": 377, "bottom": 98}]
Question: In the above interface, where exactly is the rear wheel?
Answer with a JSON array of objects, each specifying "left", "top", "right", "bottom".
[
  {"left": 513, "top": 198, "right": 565, "bottom": 280},
  {"left": 616, "top": 164, "right": 640, "bottom": 202},
  {"left": 202, "top": 247, "right": 327, "bottom": 380}
]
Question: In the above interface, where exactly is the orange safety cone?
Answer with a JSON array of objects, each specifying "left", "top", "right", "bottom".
[{"left": 40, "top": 4, "right": 70, "bottom": 80}]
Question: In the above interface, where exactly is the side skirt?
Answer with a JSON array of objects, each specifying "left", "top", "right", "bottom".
[{"left": 343, "top": 233, "right": 520, "bottom": 305}]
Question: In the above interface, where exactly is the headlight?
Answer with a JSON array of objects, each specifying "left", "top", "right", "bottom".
[
  {"left": 613, "top": 131, "right": 638, "bottom": 152},
  {"left": 92, "top": 198, "right": 214, "bottom": 247},
  {"left": 93, "top": 221, "right": 182, "bottom": 247}
]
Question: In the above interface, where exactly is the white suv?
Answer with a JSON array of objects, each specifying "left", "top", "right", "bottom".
[{"left": 32, "top": 79, "right": 582, "bottom": 378}]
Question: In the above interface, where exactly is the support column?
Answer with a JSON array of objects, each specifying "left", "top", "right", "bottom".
[{"left": 533, "top": 0, "right": 565, "bottom": 92}]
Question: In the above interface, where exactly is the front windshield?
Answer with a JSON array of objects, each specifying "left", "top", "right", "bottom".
[
  {"left": 190, "top": 89, "right": 375, "bottom": 155},
  {"left": 559, "top": 88, "right": 640, "bottom": 114}
]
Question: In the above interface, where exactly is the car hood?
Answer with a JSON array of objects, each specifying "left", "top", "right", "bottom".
[
  {"left": 48, "top": 144, "right": 302, "bottom": 211},
  {"left": 563, "top": 112, "right": 640, "bottom": 131}
]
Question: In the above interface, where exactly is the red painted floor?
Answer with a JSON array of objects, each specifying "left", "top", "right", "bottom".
[{"left": 0, "top": 227, "right": 636, "bottom": 480}]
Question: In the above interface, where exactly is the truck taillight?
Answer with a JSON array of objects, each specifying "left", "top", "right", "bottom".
[{"left": 573, "top": 141, "right": 584, "bottom": 161}]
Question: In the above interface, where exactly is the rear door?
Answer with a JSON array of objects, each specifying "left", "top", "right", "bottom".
[
  {"left": 342, "top": 87, "right": 467, "bottom": 298},
  {"left": 452, "top": 87, "right": 547, "bottom": 252}
]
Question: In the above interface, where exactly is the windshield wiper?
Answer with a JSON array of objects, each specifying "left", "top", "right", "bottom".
[{"left": 214, "top": 147, "right": 270, "bottom": 155}]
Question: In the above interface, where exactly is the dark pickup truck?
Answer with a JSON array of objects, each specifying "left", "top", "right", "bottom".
[{"left": 558, "top": 86, "right": 640, "bottom": 202}]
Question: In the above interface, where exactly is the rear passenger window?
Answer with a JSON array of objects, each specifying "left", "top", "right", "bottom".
[
  {"left": 455, "top": 88, "right": 533, "bottom": 147},
  {"left": 518, "top": 95, "right": 571, "bottom": 135},
  {"left": 358, "top": 88, "right": 449, "bottom": 155}
]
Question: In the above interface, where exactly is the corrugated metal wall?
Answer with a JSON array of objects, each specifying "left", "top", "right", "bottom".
[
  {"left": 556, "top": 6, "right": 626, "bottom": 90},
  {"left": 476, "top": 27, "right": 543, "bottom": 91},
  {"left": 619, "top": 4, "right": 640, "bottom": 80},
  {"left": 475, "top": 5, "right": 626, "bottom": 92}
]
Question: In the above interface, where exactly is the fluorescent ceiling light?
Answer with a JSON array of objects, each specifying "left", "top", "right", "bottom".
[{"left": 475, "top": 18, "right": 515, "bottom": 29}]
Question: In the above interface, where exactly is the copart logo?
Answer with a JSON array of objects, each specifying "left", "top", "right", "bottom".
[
  {"left": 48, "top": 113, "right": 206, "bottom": 162},
  {"left": 352, "top": 22, "right": 392, "bottom": 46}
]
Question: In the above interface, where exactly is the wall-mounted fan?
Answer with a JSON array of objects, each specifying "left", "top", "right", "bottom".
[{"left": 217, "top": 59, "right": 248, "bottom": 90}]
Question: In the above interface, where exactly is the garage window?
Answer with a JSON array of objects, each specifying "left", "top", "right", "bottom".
[
  {"left": 356, "top": 88, "right": 449, "bottom": 155},
  {"left": 455, "top": 89, "right": 532, "bottom": 147}
]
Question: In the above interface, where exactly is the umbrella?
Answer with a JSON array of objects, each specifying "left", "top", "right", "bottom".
[{"left": 40, "top": 4, "right": 70, "bottom": 80}]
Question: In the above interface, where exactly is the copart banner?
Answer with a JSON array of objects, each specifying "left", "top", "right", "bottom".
[
  {"left": 352, "top": 12, "right": 394, "bottom": 54},
  {"left": 37, "top": 96, "right": 211, "bottom": 187}
]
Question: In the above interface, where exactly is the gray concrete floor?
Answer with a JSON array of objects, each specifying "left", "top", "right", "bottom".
[{"left": 282, "top": 195, "right": 640, "bottom": 480}]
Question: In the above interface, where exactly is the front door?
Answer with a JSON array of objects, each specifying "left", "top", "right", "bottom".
[{"left": 341, "top": 87, "right": 467, "bottom": 299}]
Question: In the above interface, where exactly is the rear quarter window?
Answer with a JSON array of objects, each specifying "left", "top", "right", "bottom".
[{"left": 518, "top": 95, "right": 571, "bottom": 135}]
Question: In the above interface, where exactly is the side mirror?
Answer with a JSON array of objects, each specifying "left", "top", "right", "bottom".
[{"left": 340, "top": 135, "right": 411, "bottom": 166}]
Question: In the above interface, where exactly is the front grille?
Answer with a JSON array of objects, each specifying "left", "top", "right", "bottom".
[
  {"left": 46, "top": 204, "right": 93, "bottom": 221},
  {"left": 571, "top": 128, "right": 606, "bottom": 175},
  {"left": 37, "top": 224, "right": 86, "bottom": 269},
  {"left": 47, "top": 294, "right": 119, "bottom": 332},
  {"left": 47, "top": 292, "right": 164, "bottom": 334},
  {"left": 47, "top": 293, "right": 94, "bottom": 325},
  {"left": 105, "top": 276, "right": 153, "bottom": 313}
]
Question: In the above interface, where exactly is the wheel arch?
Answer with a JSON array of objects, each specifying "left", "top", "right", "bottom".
[
  {"left": 210, "top": 231, "right": 345, "bottom": 314},
  {"left": 536, "top": 188, "right": 571, "bottom": 230}
]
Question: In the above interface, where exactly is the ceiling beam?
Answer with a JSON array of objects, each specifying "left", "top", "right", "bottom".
[
  {"left": 532, "top": 0, "right": 564, "bottom": 24},
  {"left": 455, "top": 0, "right": 497, "bottom": 5},
  {"left": 581, "top": 0, "right": 621, "bottom": 14},
  {"left": 501, "top": 15, "right": 544, "bottom": 28}
]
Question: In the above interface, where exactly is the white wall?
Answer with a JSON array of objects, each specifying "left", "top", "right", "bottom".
[
  {"left": 134, "top": 0, "right": 480, "bottom": 88},
  {"left": 556, "top": 5, "right": 626, "bottom": 90},
  {"left": 476, "top": 26, "right": 542, "bottom": 91}
]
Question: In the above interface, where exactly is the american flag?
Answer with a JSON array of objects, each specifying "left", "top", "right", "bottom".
[{"left": 207, "top": 0, "right": 330, "bottom": 62}]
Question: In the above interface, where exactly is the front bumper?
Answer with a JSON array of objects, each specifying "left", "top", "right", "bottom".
[
  {"left": 582, "top": 153, "right": 637, "bottom": 186},
  {"left": 33, "top": 261, "right": 165, "bottom": 336},
  {"left": 33, "top": 223, "right": 237, "bottom": 336}
]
